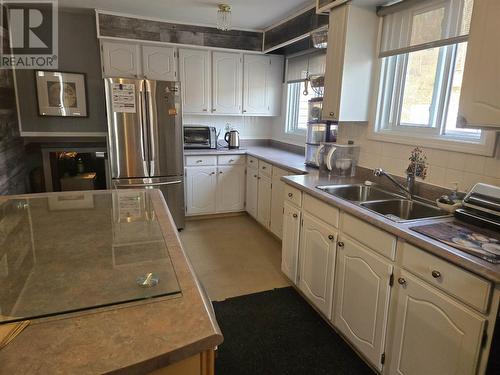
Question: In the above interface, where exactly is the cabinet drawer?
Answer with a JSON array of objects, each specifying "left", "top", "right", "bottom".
[
  {"left": 284, "top": 184, "right": 302, "bottom": 207},
  {"left": 402, "top": 243, "right": 492, "bottom": 313},
  {"left": 247, "top": 156, "right": 258, "bottom": 169},
  {"left": 303, "top": 194, "right": 339, "bottom": 228},
  {"left": 185, "top": 155, "right": 217, "bottom": 166},
  {"left": 218, "top": 155, "right": 245, "bottom": 165},
  {"left": 342, "top": 214, "right": 396, "bottom": 260},
  {"left": 258, "top": 160, "right": 273, "bottom": 177}
]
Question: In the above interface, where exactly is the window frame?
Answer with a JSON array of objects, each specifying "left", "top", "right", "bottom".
[
  {"left": 371, "top": 43, "right": 496, "bottom": 156},
  {"left": 285, "top": 81, "right": 307, "bottom": 136}
]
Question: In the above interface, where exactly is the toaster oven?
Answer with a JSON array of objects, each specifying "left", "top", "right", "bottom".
[{"left": 184, "top": 126, "right": 217, "bottom": 149}]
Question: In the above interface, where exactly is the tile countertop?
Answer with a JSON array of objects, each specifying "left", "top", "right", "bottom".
[
  {"left": 184, "top": 146, "right": 309, "bottom": 174},
  {"left": 282, "top": 171, "right": 500, "bottom": 285},
  {"left": 0, "top": 189, "right": 223, "bottom": 374}
]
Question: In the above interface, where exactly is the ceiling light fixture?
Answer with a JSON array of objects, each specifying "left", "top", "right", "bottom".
[{"left": 217, "top": 4, "right": 231, "bottom": 31}]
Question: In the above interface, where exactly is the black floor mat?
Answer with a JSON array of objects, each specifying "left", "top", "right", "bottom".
[{"left": 213, "top": 287, "right": 375, "bottom": 375}]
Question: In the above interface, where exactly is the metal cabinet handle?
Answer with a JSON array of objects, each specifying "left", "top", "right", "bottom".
[
  {"left": 337, "top": 241, "right": 344, "bottom": 247},
  {"left": 328, "top": 235, "right": 335, "bottom": 241},
  {"left": 196, "top": 160, "right": 203, "bottom": 163},
  {"left": 212, "top": 109, "right": 216, "bottom": 112},
  {"left": 243, "top": 110, "right": 247, "bottom": 113},
  {"left": 398, "top": 277, "right": 407, "bottom": 286},
  {"left": 262, "top": 166, "right": 267, "bottom": 169},
  {"left": 229, "top": 159, "right": 235, "bottom": 162},
  {"left": 431, "top": 270, "right": 441, "bottom": 279},
  {"left": 249, "top": 160, "right": 254, "bottom": 163},
  {"left": 329, "top": 112, "right": 334, "bottom": 116},
  {"left": 219, "top": 171, "right": 223, "bottom": 174},
  {"left": 288, "top": 193, "right": 293, "bottom": 198},
  {"left": 203, "top": 108, "right": 208, "bottom": 112},
  {"left": 253, "top": 174, "right": 257, "bottom": 178},
  {"left": 257, "top": 176, "right": 261, "bottom": 180},
  {"left": 292, "top": 213, "right": 298, "bottom": 218},
  {"left": 210, "top": 172, "right": 215, "bottom": 175}
]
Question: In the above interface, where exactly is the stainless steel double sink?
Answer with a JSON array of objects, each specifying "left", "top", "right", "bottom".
[{"left": 316, "top": 183, "right": 450, "bottom": 222}]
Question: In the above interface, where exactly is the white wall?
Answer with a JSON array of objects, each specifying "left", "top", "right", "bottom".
[
  {"left": 184, "top": 115, "right": 273, "bottom": 143},
  {"left": 336, "top": 123, "right": 500, "bottom": 192}
]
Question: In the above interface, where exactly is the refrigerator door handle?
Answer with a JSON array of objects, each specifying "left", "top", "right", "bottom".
[
  {"left": 144, "top": 81, "right": 157, "bottom": 176},
  {"left": 115, "top": 180, "right": 182, "bottom": 188},
  {"left": 139, "top": 80, "right": 150, "bottom": 173}
]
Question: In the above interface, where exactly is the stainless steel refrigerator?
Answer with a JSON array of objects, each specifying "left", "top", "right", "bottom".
[{"left": 104, "top": 78, "right": 185, "bottom": 229}]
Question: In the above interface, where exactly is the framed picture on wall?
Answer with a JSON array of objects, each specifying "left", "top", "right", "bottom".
[{"left": 35, "top": 71, "right": 88, "bottom": 117}]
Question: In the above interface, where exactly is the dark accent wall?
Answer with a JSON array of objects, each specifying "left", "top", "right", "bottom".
[
  {"left": 98, "top": 13, "right": 263, "bottom": 52},
  {"left": 0, "top": 15, "right": 26, "bottom": 195},
  {"left": 263, "top": 8, "right": 329, "bottom": 51},
  {"left": 15, "top": 10, "right": 107, "bottom": 135}
]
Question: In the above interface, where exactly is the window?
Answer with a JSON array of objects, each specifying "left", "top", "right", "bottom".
[
  {"left": 285, "top": 81, "right": 320, "bottom": 134},
  {"left": 284, "top": 52, "right": 325, "bottom": 135},
  {"left": 373, "top": 0, "right": 493, "bottom": 153}
]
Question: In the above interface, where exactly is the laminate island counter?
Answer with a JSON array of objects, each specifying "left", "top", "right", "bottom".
[{"left": 0, "top": 189, "right": 222, "bottom": 375}]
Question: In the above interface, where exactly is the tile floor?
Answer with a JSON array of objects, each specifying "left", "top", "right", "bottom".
[{"left": 179, "top": 214, "right": 290, "bottom": 301}]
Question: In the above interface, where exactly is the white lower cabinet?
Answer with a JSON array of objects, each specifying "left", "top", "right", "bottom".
[
  {"left": 245, "top": 167, "right": 258, "bottom": 218},
  {"left": 185, "top": 167, "right": 217, "bottom": 215},
  {"left": 270, "top": 167, "right": 287, "bottom": 239},
  {"left": 387, "top": 271, "right": 486, "bottom": 375},
  {"left": 216, "top": 165, "right": 245, "bottom": 213},
  {"left": 298, "top": 212, "right": 337, "bottom": 318},
  {"left": 334, "top": 236, "right": 393, "bottom": 371},
  {"left": 257, "top": 174, "right": 272, "bottom": 227},
  {"left": 281, "top": 202, "right": 301, "bottom": 283}
]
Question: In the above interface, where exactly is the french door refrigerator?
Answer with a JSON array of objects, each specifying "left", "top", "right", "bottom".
[{"left": 104, "top": 78, "right": 185, "bottom": 229}]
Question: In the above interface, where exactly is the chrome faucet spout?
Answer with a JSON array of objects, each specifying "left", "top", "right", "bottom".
[{"left": 373, "top": 168, "right": 413, "bottom": 200}]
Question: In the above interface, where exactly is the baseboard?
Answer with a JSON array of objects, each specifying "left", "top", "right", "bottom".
[{"left": 186, "top": 211, "right": 246, "bottom": 221}]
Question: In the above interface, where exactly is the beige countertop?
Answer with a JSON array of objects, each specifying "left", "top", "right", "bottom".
[
  {"left": 184, "top": 146, "right": 309, "bottom": 174},
  {"left": 0, "top": 190, "right": 223, "bottom": 374},
  {"left": 282, "top": 171, "right": 500, "bottom": 284}
]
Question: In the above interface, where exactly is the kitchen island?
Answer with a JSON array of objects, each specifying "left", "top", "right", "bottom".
[{"left": 0, "top": 189, "right": 222, "bottom": 374}]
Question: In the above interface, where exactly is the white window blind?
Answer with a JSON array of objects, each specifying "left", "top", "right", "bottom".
[
  {"left": 380, "top": 0, "right": 474, "bottom": 57},
  {"left": 286, "top": 52, "right": 326, "bottom": 82}
]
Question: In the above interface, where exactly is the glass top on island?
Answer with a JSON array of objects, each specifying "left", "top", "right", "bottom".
[{"left": 0, "top": 190, "right": 181, "bottom": 324}]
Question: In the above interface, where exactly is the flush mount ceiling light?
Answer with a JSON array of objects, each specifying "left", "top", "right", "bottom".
[{"left": 217, "top": 4, "right": 231, "bottom": 31}]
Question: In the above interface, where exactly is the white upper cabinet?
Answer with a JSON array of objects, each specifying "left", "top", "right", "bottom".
[
  {"left": 334, "top": 237, "right": 392, "bottom": 371},
  {"left": 179, "top": 48, "right": 211, "bottom": 114},
  {"left": 142, "top": 45, "right": 177, "bottom": 81},
  {"left": 298, "top": 212, "right": 337, "bottom": 318},
  {"left": 212, "top": 52, "right": 243, "bottom": 114},
  {"left": 243, "top": 54, "right": 283, "bottom": 116},
  {"left": 322, "top": 3, "right": 378, "bottom": 122},
  {"left": 101, "top": 41, "right": 141, "bottom": 78},
  {"left": 216, "top": 165, "right": 245, "bottom": 213},
  {"left": 458, "top": 0, "right": 500, "bottom": 129},
  {"left": 387, "top": 271, "right": 486, "bottom": 375}
]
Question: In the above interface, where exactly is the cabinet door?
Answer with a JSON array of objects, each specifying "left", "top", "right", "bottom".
[
  {"left": 101, "top": 41, "right": 141, "bottom": 78},
  {"left": 179, "top": 49, "right": 211, "bottom": 114},
  {"left": 257, "top": 174, "right": 272, "bottom": 227},
  {"left": 387, "top": 271, "right": 485, "bottom": 375},
  {"left": 216, "top": 165, "right": 245, "bottom": 213},
  {"left": 321, "top": 5, "right": 347, "bottom": 121},
  {"left": 246, "top": 168, "right": 258, "bottom": 218},
  {"left": 334, "top": 237, "right": 393, "bottom": 371},
  {"left": 142, "top": 45, "right": 177, "bottom": 81},
  {"left": 267, "top": 55, "right": 284, "bottom": 116},
  {"left": 298, "top": 212, "right": 337, "bottom": 317},
  {"left": 185, "top": 167, "right": 216, "bottom": 215},
  {"left": 270, "top": 168, "right": 287, "bottom": 239},
  {"left": 282, "top": 202, "right": 301, "bottom": 284},
  {"left": 458, "top": 0, "right": 500, "bottom": 129},
  {"left": 243, "top": 54, "right": 270, "bottom": 115},
  {"left": 212, "top": 52, "right": 242, "bottom": 114}
]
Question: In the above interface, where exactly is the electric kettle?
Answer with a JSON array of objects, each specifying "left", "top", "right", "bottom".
[{"left": 225, "top": 130, "right": 240, "bottom": 149}]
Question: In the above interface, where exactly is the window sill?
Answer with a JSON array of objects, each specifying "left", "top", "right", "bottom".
[{"left": 367, "top": 128, "right": 497, "bottom": 156}]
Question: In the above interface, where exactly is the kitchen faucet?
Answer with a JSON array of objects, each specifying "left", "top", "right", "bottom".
[{"left": 373, "top": 168, "right": 414, "bottom": 200}]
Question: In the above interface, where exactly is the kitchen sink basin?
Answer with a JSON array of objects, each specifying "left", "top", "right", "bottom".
[
  {"left": 360, "top": 199, "right": 449, "bottom": 222},
  {"left": 317, "top": 184, "right": 398, "bottom": 202}
]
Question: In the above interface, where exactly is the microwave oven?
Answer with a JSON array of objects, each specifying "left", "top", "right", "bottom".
[{"left": 184, "top": 126, "right": 217, "bottom": 149}]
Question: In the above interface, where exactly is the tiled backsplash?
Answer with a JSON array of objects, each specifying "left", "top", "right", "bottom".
[
  {"left": 337, "top": 123, "right": 500, "bottom": 192},
  {"left": 183, "top": 115, "right": 273, "bottom": 141}
]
